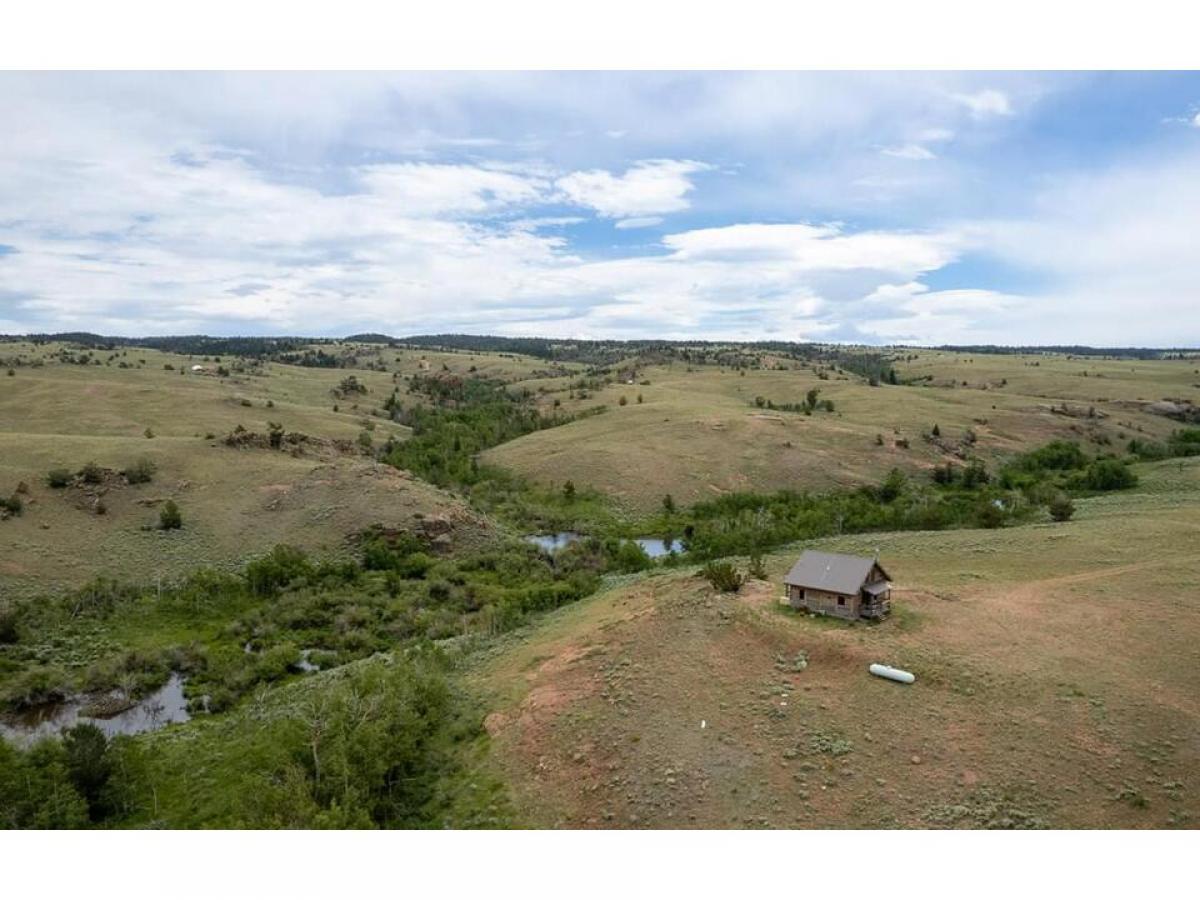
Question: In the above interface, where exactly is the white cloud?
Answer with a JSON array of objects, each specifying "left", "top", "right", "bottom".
[
  {"left": 358, "top": 163, "right": 547, "bottom": 216},
  {"left": 856, "top": 282, "right": 1021, "bottom": 344},
  {"left": 1193, "top": 112, "right": 1200, "bottom": 128},
  {"left": 952, "top": 89, "right": 1013, "bottom": 118},
  {"left": 614, "top": 216, "right": 663, "bottom": 229},
  {"left": 954, "top": 149, "right": 1200, "bottom": 345},
  {"left": 917, "top": 127, "right": 955, "bottom": 142},
  {"left": 661, "top": 223, "right": 960, "bottom": 275},
  {"left": 1, "top": 72, "right": 1193, "bottom": 345},
  {"left": 555, "top": 159, "right": 709, "bottom": 218},
  {"left": 881, "top": 143, "right": 936, "bottom": 160}
]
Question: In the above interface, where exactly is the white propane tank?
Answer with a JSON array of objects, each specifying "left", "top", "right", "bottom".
[{"left": 869, "top": 663, "right": 915, "bottom": 684}]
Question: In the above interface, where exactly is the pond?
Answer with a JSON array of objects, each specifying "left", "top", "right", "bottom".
[
  {"left": 633, "top": 537, "right": 685, "bottom": 558},
  {"left": 0, "top": 672, "right": 191, "bottom": 748},
  {"left": 524, "top": 532, "right": 583, "bottom": 552},
  {"left": 525, "top": 532, "right": 685, "bottom": 559}
]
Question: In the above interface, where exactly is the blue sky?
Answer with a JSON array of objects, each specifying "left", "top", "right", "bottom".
[{"left": 1, "top": 71, "right": 1198, "bottom": 344}]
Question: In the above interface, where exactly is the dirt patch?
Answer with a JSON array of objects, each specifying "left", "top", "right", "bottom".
[
  {"left": 477, "top": 551, "right": 1200, "bottom": 829},
  {"left": 738, "top": 578, "right": 781, "bottom": 611}
]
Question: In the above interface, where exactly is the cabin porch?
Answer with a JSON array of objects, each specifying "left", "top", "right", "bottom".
[{"left": 860, "top": 581, "right": 892, "bottom": 619}]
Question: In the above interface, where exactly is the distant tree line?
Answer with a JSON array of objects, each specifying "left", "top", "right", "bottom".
[{"left": 932, "top": 344, "right": 1196, "bottom": 359}]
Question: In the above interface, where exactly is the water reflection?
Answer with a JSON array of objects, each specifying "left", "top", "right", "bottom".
[
  {"left": 0, "top": 672, "right": 191, "bottom": 747},
  {"left": 525, "top": 532, "right": 684, "bottom": 558}
]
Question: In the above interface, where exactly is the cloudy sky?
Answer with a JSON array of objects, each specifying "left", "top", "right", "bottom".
[{"left": 1, "top": 71, "right": 1198, "bottom": 345}]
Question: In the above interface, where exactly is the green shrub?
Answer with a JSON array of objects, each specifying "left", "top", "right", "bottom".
[
  {"left": 237, "top": 655, "right": 457, "bottom": 828},
  {"left": 701, "top": 561, "right": 744, "bottom": 592},
  {"left": 46, "top": 468, "right": 72, "bottom": 488},
  {"left": 62, "top": 576, "right": 140, "bottom": 618},
  {"left": 254, "top": 642, "right": 301, "bottom": 681},
  {"left": 0, "top": 739, "right": 90, "bottom": 828},
  {"left": 608, "top": 540, "right": 651, "bottom": 574},
  {"left": 1081, "top": 458, "right": 1137, "bottom": 491},
  {"left": 159, "top": 499, "right": 182, "bottom": 530},
  {"left": 961, "top": 460, "right": 990, "bottom": 489},
  {"left": 395, "top": 552, "right": 434, "bottom": 580},
  {"left": 1016, "top": 440, "right": 1088, "bottom": 472},
  {"left": 1, "top": 664, "right": 71, "bottom": 711},
  {"left": 0, "top": 601, "right": 25, "bottom": 644},
  {"left": 0, "top": 494, "right": 22, "bottom": 516},
  {"left": 1168, "top": 428, "right": 1200, "bottom": 457},
  {"left": 79, "top": 461, "right": 104, "bottom": 484},
  {"left": 63, "top": 723, "right": 113, "bottom": 821},
  {"left": 878, "top": 468, "right": 907, "bottom": 502},
  {"left": 360, "top": 531, "right": 426, "bottom": 571},
  {"left": 1049, "top": 494, "right": 1075, "bottom": 522},
  {"left": 975, "top": 498, "right": 1006, "bottom": 529},
  {"left": 123, "top": 458, "right": 156, "bottom": 484},
  {"left": 246, "top": 545, "right": 312, "bottom": 596},
  {"left": 747, "top": 553, "right": 768, "bottom": 580}
]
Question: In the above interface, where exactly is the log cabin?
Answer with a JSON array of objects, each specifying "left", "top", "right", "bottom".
[{"left": 783, "top": 550, "right": 892, "bottom": 620}]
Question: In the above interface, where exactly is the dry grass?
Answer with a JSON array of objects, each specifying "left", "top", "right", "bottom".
[
  {"left": 483, "top": 350, "right": 1194, "bottom": 514},
  {"left": 0, "top": 341, "right": 513, "bottom": 596}
]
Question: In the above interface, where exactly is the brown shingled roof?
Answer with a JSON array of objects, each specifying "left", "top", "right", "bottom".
[{"left": 783, "top": 550, "right": 888, "bottom": 595}]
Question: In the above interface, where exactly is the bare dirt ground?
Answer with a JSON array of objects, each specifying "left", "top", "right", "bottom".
[{"left": 471, "top": 469, "right": 1200, "bottom": 828}]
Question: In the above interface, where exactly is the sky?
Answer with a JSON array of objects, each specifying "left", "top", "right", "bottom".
[{"left": 1, "top": 71, "right": 1198, "bottom": 345}]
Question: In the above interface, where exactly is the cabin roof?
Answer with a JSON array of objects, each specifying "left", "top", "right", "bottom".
[{"left": 783, "top": 550, "right": 889, "bottom": 595}]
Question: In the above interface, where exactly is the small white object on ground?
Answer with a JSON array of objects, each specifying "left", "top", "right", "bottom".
[
  {"left": 700, "top": 720, "right": 706, "bottom": 729},
  {"left": 869, "top": 663, "right": 915, "bottom": 684}
]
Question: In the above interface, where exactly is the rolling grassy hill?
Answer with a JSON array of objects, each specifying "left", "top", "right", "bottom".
[
  {"left": 3, "top": 335, "right": 1198, "bottom": 829},
  {"left": 485, "top": 349, "right": 1194, "bottom": 514},
  {"left": 0, "top": 341, "right": 527, "bottom": 596}
]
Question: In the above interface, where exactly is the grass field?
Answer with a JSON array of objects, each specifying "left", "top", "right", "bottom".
[
  {"left": 0, "top": 341, "right": 532, "bottom": 596},
  {"left": 484, "top": 350, "right": 1196, "bottom": 514},
  {"left": 3, "top": 337, "right": 1198, "bottom": 829},
  {"left": 469, "top": 456, "right": 1200, "bottom": 828}
]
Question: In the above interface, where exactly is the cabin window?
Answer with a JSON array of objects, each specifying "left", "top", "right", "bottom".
[{"left": 837, "top": 596, "right": 846, "bottom": 606}]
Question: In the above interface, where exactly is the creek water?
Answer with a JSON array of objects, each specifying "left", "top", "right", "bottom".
[
  {"left": 525, "top": 533, "right": 684, "bottom": 558},
  {"left": 0, "top": 672, "right": 191, "bottom": 747},
  {"left": 524, "top": 532, "right": 583, "bottom": 552},
  {"left": 633, "top": 537, "right": 685, "bottom": 558}
]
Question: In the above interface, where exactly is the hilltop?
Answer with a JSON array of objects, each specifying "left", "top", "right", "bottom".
[{"left": 470, "top": 457, "right": 1200, "bottom": 828}]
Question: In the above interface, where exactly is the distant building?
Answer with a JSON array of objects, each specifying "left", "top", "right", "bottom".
[{"left": 783, "top": 550, "right": 892, "bottom": 620}]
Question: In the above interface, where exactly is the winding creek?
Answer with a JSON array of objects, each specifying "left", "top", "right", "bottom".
[
  {"left": 0, "top": 672, "right": 191, "bottom": 748},
  {"left": 525, "top": 533, "right": 685, "bottom": 558},
  {"left": 3, "top": 536, "right": 677, "bottom": 749}
]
